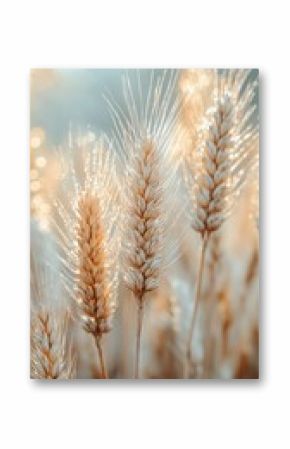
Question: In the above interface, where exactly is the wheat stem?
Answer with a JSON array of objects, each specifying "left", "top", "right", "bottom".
[
  {"left": 95, "top": 336, "right": 108, "bottom": 379},
  {"left": 202, "top": 296, "right": 218, "bottom": 379},
  {"left": 135, "top": 298, "right": 144, "bottom": 379},
  {"left": 184, "top": 233, "right": 209, "bottom": 378}
]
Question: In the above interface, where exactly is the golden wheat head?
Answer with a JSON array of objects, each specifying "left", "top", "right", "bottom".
[
  {"left": 53, "top": 135, "right": 120, "bottom": 340},
  {"left": 184, "top": 69, "right": 258, "bottom": 238},
  {"left": 106, "top": 71, "right": 182, "bottom": 304}
]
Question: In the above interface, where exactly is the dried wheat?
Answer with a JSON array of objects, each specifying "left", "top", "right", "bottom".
[
  {"left": 53, "top": 135, "right": 120, "bottom": 378},
  {"left": 183, "top": 70, "right": 258, "bottom": 377},
  {"left": 107, "top": 70, "right": 181, "bottom": 378}
]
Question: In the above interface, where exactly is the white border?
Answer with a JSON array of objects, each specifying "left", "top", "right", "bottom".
[{"left": 0, "top": 1, "right": 288, "bottom": 447}]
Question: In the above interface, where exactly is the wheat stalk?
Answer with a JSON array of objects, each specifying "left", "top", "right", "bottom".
[
  {"left": 53, "top": 135, "right": 120, "bottom": 379},
  {"left": 183, "top": 69, "right": 258, "bottom": 377},
  {"left": 239, "top": 243, "right": 259, "bottom": 314},
  {"left": 106, "top": 70, "right": 181, "bottom": 378},
  {"left": 206, "top": 230, "right": 221, "bottom": 289},
  {"left": 202, "top": 230, "right": 222, "bottom": 377}
]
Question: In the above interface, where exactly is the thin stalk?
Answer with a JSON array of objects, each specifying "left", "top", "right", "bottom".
[
  {"left": 135, "top": 299, "right": 144, "bottom": 379},
  {"left": 95, "top": 336, "right": 108, "bottom": 379},
  {"left": 203, "top": 296, "right": 218, "bottom": 378},
  {"left": 184, "top": 233, "right": 209, "bottom": 378}
]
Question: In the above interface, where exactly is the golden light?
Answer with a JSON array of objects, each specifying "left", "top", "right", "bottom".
[
  {"left": 30, "top": 128, "right": 45, "bottom": 149},
  {"left": 35, "top": 156, "right": 47, "bottom": 169}
]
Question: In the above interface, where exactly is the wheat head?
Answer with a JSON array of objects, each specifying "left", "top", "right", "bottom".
[
  {"left": 53, "top": 135, "right": 120, "bottom": 377},
  {"left": 183, "top": 69, "right": 258, "bottom": 237},
  {"left": 30, "top": 235, "right": 75, "bottom": 379},
  {"left": 107, "top": 71, "right": 181, "bottom": 302},
  {"left": 182, "top": 70, "right": 258, "bottom": 376},
  {"left": 192, "top": 93, "right": 235, "bottom": 235},
  {"left": 31, "top": 307, "right": 76, "bottom": 379},
  {"left": 123, "top": 139, "right": 163, "bottom": 300},
  {"left": 106, "top": 70, "right": 182, "bottom": 377}
]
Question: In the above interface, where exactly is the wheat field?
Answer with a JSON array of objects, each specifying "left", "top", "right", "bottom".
[{"left": 30, "top": 68, "right": 259, "bottom": 379}]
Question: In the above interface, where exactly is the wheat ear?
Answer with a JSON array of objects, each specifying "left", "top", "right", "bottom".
[
  {"left": 183, "top": 93, "right": 234, "bottom": 376},
  {"left": 183, "top": 94, "right": 234, "bottom": 376},
  {"left": 75, "top": 192, "right": 110, "bottom": 378},
  {"left": 30, "top": 239, "right": 75, "bottom": 379},
  {"left": 183, "top": 69, "right": 258, "bottom": 377},
  {"left": 54, "top": 135, "right": 120, "bottom": 379},
  {"left": 126, "top": 140, "right": 165, "bottom": 378},
  {"left": 31, "top": 307, "right": 76, "bottom": 379},
  {"left": 107, "top": 70, "right": 181, "bottom": 378}
]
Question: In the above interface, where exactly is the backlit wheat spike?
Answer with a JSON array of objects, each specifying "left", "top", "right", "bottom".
[
  {"left": 184, "top": 70, "right": 258, "bottom": 235},
  {"left": 31, "top": 307, "right": 76, "bottom": 379},
  {"left": 184, "top": 93, "right": 234, "bottom": 377},
  {"left": 106, "top": 70, "right": 182, "bottom": 378},
  {"left": 184, "top": 96, "right": 235, "bottom": 378},
  {"left": 53, "top": 134, "right": 120, "bottom": 378},
  {"left": 192, "top": 93, "right": 235, "bottom": 236},
  {"left": 76, "top": 193, "right": 114, "bottom": 335},
  {"left": 184, "top": 70, "right": 258, "bottom": 377},
  {"left": 124, "top": 140, "right": 163, "bottom": 299}
]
